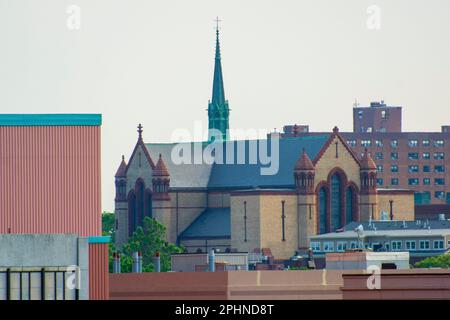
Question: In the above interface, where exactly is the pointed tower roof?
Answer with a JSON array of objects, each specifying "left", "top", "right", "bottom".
[
  {"left": 360, "top": 148, "right": 377, "bottom": 170},
  {"left": 211, "top": 22, "right": 226, "bottom": 106},
  {"left": 153, "top": 154, "right": 170, "bottom": 177},
  {"left": 295, "top": 149, "right": 315, "bottom": 171},
  {"left": 115, "top": 155, "right": 127, "bottom": 177}
]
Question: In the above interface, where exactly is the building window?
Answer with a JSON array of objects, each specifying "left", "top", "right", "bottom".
[
  {"left": 361, "top": 140, "right": 371, "bottom": 147},
  {"left": 381, "top": 110, "right": 388, "bottom": 119},
  {"left": 408, "top": 140, "right": 418, "bottom": 147},
  {"left": 419, "top": 240, "right": 430, "bottom": 250},
  {"left": 416, "top": 192, "right": 431, "bottom": 205},
  {"left": 435, "top": 178, "right": 445, "bottom": 185},
  {"left": 375, "top": 140, "right": 383, "bottom": 147},
  {"left": 435, "top": 165, "right": 445, "bottom": 173},
  {"left": 391, "top": 140, "right": 398, "bottom": 148},
  {"left": 408, "top": 152, "right": 419, "bottom": 160},
  {"left": 423, "top": 178, "right": 431, "bottom": 185},
  {"left": 406, "top": 240, "right": 416, "bottom": 251},
  {"left": 350, "top": 242, "right": 357, "bottom": 249},
  {"left": 434, "top": 152, "right": 445, "bottom": 160},
  {"left": 345, "top": 187, "right": 355, "bottom": 224},
  {"left": 391, "top": 152, "right": 398, "bottom": 160},
  {"left": 311, "top": 242, "right": 321, "bottom": 252},
  {"left": 391, "top": 241, "right": 402, "bottom": 251},
  {"left": 377, "top": 165, "right": 383, "bottom": 173},
  {"left": 434, "top": 140, "right": 444, "bottom": 147},
  {"left": 433, "top": 240, "right": 444, "bottom": 250},
  {"left": 337, "top": 242, "right": 347, "bottom": 252},
  {"left": 391, "top": 165, "right": 399, "bottom": 173},
  {"left": 347, "top": 140, "right": 356, "bottom": 147},
  {"left": 422, "top": 140, "right": 430, "bottom": 147},
  {"left": 422, "top": 152, "right": 430, "bottom": 160},
  {"left": 375, "top": 152, "right": 383, "bottom": 160},
  {"left": 408, "top": 165, "right": 419, "bottom": 173},
  {"left": 408, "top": 178, "right": 419, "bottom": 186},
  {"left": 318, "top": 187, "right": 327, "bottom": 234},
  {"left": 423, "top": 165, "right": 430, "bottom": 173},
  {"left": 330, "top": 173, "right": 342, "bottom": 231},
  {"left": 435, "top": 191, "right": 445, "bottom": 199},
  {"left": 377, "top": 178, "right": 384, "bottom": 186},
  {"left": 323, "top": 242, "right": 334, "bottom": 252},
  {"left": 391, "top": 178, "right": 399, "bottom": 185}
]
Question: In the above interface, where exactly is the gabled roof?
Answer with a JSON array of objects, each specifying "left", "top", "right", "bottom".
[
  {"left": 124, "top": 139, "right": 155, "bottom": 175},
  {"left": 178, "top": 208, "right": 231, "bottom": 240},
  {"left": 144, "top": 135, "right": 329, "bottom": 189},
  {"left": 313, "top": 127, "right": 361, "bottom": 166}
]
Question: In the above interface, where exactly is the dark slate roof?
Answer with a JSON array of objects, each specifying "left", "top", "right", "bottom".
[
  {"left": 145, "top": 142, "right": 213, "bottom": 189},
  {"left": 344, "top": 220, "right": 450, "bottom": 232},
  {"left": 178, "top": 208, "right": 231, "bottom": 240},
  {"left": 145, "top": 135, "right": 329, "bottom": 190},
  {"left": 207, "top": 135, "right": 329, "bottom": 189}
]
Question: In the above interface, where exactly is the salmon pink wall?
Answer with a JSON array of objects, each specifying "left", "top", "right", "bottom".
[{"left": 0, "top": 125, "right": 101, "bottom": 236}]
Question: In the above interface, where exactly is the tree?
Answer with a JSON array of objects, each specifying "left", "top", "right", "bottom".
[
  {"left": 117, "top": 217, "right": 184, "bottom": 272},
  {"left": 102, "top": 211, "right": 115, "bottom": 241},
  {"left": 415, "top": 253, "right": 450, "bottom": 269}
]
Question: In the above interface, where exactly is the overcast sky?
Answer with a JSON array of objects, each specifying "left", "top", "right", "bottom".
[{"left": 1, "top": 0, "right": 450, "bottom": 211}]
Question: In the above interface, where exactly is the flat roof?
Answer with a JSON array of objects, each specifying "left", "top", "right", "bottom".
[
  {"left": 0, "top": 114, "right": 102, "bottom": 126},
  {"left": 311, "top": 229, "right": 450, "bottom": 240}
]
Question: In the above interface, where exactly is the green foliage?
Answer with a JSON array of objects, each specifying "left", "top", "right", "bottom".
[
  {"left": 102, "top": 211, "right": 115, "bottom": 240},
  {"left": 415, "top": 253, "right": 450, "bottom": 269},
  {"left": 114, "top": 217, "right": 184, "bottom": 272}
]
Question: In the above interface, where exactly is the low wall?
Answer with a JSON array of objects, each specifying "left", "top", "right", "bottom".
[
  {"left": 109, "top": 270, "right": 345, "bottom": 300},
  {"left": 342, "top": 269, "right": 450, "bottom": 300}
]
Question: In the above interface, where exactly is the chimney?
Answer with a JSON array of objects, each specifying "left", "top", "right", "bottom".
[
  {"left": 209, "top": 249, "right": 216, "bottom": 272},
  {"left": 132, "top": 251, "right": 141, "bottom": 273},
  {"left": 154, "top": 251, "right": 161, "bottom": 272}
]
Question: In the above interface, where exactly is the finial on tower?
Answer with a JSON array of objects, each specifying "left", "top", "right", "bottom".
[{"left": 137, "top": 123, "right": 143, "bottom": 141}]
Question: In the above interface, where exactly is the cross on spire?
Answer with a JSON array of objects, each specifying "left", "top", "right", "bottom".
[
  {"left": 137, "top": 123, "right": 143, "bottom": 141},
  {"left": 214, "top": 16, "right": 222, "bottom": 32}
]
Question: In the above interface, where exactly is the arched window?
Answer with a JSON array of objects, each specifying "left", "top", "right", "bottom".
[
  {"left": 135, "top": 180, "right": 145, "bottom": 228},
  {"left": 145, "top": 189, "right": 153, "bottom": 219},
  {"left": 318, "top": 187, "right": 327, "bottom": 234},
  {"left": 330, "top": 173, "right": 342, "bottom": 231},
  {"left": 127, "top": 191, "right": 136, "bottom": 236},
  {"left": 345, "top": 187, "right": 354, "bottom": 224}
]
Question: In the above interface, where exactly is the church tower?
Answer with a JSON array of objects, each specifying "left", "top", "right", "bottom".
[
  {"left": 208, "top": 19, "right": 230, "bottom": 142},
  {"left": 294, "top": 149, "right": 316, "bottom": 252},
  {"left": 359, "top": 148, "right": 378, "bottom": 221}
]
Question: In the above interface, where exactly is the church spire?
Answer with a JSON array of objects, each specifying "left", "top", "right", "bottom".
[
  {"left": 208, "top": 17, "right": 230, "bottom": 142},
  {"left": 212, "top": 22, "right": 225, "bottom": 105}
]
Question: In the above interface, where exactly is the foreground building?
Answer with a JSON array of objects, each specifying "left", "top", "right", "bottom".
[
  {"left": 114, "top": 29, "right": 415, "bottom": 260},
  {"left": 0, "top": 114, "right": 108, "bottom": 300}
]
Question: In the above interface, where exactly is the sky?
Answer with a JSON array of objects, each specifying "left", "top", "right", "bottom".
[{"left": 1, "top": 0, "right": 450, "bottom": 211}]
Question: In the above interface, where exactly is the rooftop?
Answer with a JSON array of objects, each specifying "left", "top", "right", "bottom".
[{"left": 0, "top": 114, "right": 102, "bottom": 126}]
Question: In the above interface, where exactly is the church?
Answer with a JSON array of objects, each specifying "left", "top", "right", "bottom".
[{"left": 114, "top": 27, "right": 415, "bottom": 260}]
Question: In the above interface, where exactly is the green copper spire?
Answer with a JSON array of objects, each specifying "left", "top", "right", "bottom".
[{"left": 208, "top": 17, "right": 230, "bottom": 142}]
